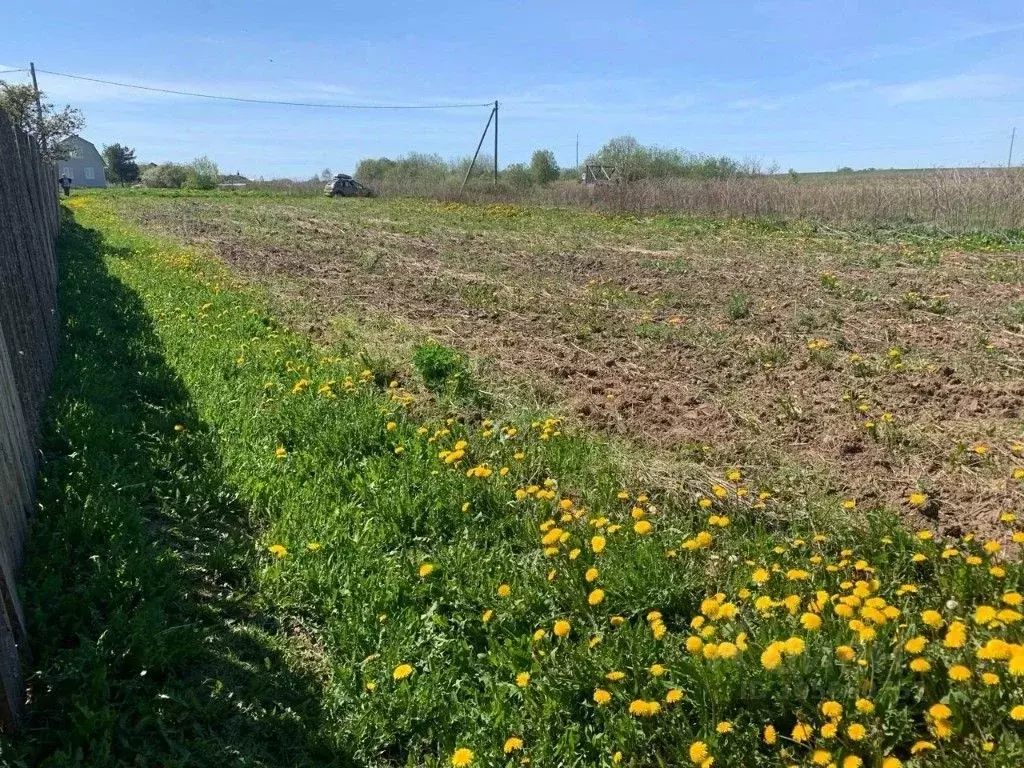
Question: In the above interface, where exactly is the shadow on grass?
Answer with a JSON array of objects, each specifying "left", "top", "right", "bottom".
[{"left": 0, "top": 210, "right": 347, "bottom": 766}]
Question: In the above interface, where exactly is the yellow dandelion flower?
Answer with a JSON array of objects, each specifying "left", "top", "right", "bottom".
[
  {"left": 497, "top": 584, "right": 511, "bottom": 598},
  {"left": 606, "top": 670, "right": 626, "bottom": 682},
  {"left": 451, "top": 747, "right": 474, "bottom": 766},
  {"left": 843, "top": 757, "right": 863, "bottom": 768},
  {"left": 763, "top": 724, "right": 777, "bottom": 744},
  {"left": 633, "top": 520, "right": 653, "bottom": 535},
  {"left": 666, "top": 688, "right": 683, "bottom": 703},
  {"left": 847, "top": 723, "right": 866, "bottom": 741},
  {"left": 503, "top": 737, "right": 523, "bottom": 754},
  {"left": 393, "top": 663, "right": 413, "bottom": 681},
  {"left": 904, "top": 636, "right": 928, "bottom": 654},
  {"left": 716, "top": 721, "right": 733, "bottom": 734},
  {"left": 801, "top": 612, "right": 823, "bottom": 631},
  {"left": 1011, "top": 705, "right": 1024, "bottom": 721},
  {"left": 811, "top": 749, "right": 832, "bottom": 765},
  {"left": 909, "top": 493, "right": 928, "bottom": 507},
  {"left": 761, "top": 643, "right": 783, "bottom": 670},
  {"left": 688, "top": 742, "right": 709, "bottom": 764},
  {"left": 821, "top": 701, "right": 843, "bottom": 719},
  {"left": 553, "top": 619, "right": 571, "bottom": 638},
  {"left": 268, "top": 544, "right": 288, "bottom": 558},
  {"left": 791, "top": 722, "right": 813, "bottom": 742},
  {"left": 591, "top": 535, "right": 606, "bottom": 553},
  {"left": 909, "top": 657, "right": 931, "bottom": 673},
  {"left": 783, "top": 636, "right": 805, "bottom": 656},
  {"left": 418, "top": 562, "right": 435, "bottom": 578},
  {"left": 588, "top": 589, "right": 606, "bottom": 606},
  {"left": 836, "top": 645, "right": 855, "bottom": 662},
  {"left": 948, "top": 664, "right": 971, "bottom": 681},
  {"left": 921, "top": 610, "right": 944, "bottom": 628}
]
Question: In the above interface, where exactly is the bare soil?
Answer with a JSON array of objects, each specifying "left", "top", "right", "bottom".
[{"left": 111, "top": 195, "right": 1024, "bottom": 539}]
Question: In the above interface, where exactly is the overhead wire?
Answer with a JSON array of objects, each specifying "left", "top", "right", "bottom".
[{"left": 34, "top": 68, "right": 493, "bottom": 110}]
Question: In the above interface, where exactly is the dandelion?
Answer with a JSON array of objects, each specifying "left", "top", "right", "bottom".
[
  {"left": 1011, "top": 705, "right": 1024, "bottom": 721},
  {"left": 274, "top": 445, "right": 287, "bottom": 458},
  {"left": 811, "top": 750, "right": 832, "bottom": 766},
  {"left": 629, "top": 699, "right": 660, "bottom": 717},
  {"left": 836, "top": 645, "right": 855, "bottom": 662},
  {"left": 904, "top": 636, "right": 928, "bottom": 654},
  {"left": 763, "top": 725, "right": 777, "bottom": 745},
  {"left": 515, "top": 672, "right": 530, "bottom": 687},
  {"left": 921, "top": 609, "right": 944, "bottom": 628},
  {"left": 843, "top": 757, "right": 863, "bottom": 768},
  {"left": 761, "top": 643, "right": 783, "bottom": 670},
  {"left": 451, "top": 748, "right": 474, "bottom": 766},
  {"left": 393, "top": 663, "right": 413, "bottom": 681},
  {"left": 503, "top": 737, "right": 523, "bottom": 754},
  {"left": 847, "top": 723, "right": 866, "bottom": 741},
  {"left": 882, "top": 759, "right": 902, "bottom": 768},
  {"left": 593, "top": 688, "right": 612, "bottom": 705},
  {"left": 666, "top": 688, "right": 684, "bottom": 703},
  {"left": 909, "top": 492, "right": 929, "bottom": 507},
  {"left": 481, "top": 609, "right": 493, "bottom": 624},
  {"left": 948, "top": 665, "right": 972, "bottom": 681},
  {"left": 553, "top": 619, "right": 571, "bottom": 638},
  {"left": 588, "top": 589, "right": 606, "bottom": 606},
  {"left": 909, "top": 657, "right": 931, "bottom": 673},
  {"left": 715, "top": 721, "right": 733, "bottom": 734},
  {"left": 497, "top": 584, "right": 511, "bottom": 598},
  {"left": 633, "top": 520, "right": 652, "bottom": 535},
  {"left": 801, "top": 612, "right": 822, "bottom": 631},
  {"left": 418, "top": 563, "right": 435, "bottom": 578},
  {"left": 688, "top": 742, "right": 709, "bottom": 764},
  {"left": 591, "top": 535, "right": 606, "bottom": 553},
  {"left": 649, "top": 663, "right": 666, "bottom": 676},
  {"left": 855, "top": 698, "right": 874, "bottom": 714},
  {"left": 268, "top": 544, "right": 288, "bottom": 558},
  {"left": 606, "top": 670, "right": 626, "bottom": 682},
  {"left": 386, "top": 421, "right": 397, "bottom": 431},
  {"left": 821, "top": 701, "right": 843, "bottom": 720},
  {"left": 910, "top": 742, "right": 935, "bottom": 755},
  {"left": 791, "top": 722, "right": 813, "bottom": 742},
  {"left": 783, "top": 636, "right": 805, "bottom": 656},
  {"left": 306, "top": 541, "right": 322, "bottom": 551}
]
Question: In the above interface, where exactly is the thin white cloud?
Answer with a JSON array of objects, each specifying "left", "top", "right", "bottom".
[
  {"left": 826, "top": 79, "right": 872, "bottom": 92},
  {"left": 728, "top": 97, "right": 784, "bottom": 111},
  {"left": 876, "top": 73, "right": 1020, "bottom": 104}
]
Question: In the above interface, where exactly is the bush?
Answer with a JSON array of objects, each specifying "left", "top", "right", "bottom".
[
  {"left": 183, "top": 156, "right": 219, "bottom": 190},
  {"left": 141, "top": 163, "right": 188, "bottom": 189},
  {"left": 412, "top": 341, "right": 475, "bottom": 399},
  {"left": 530, "top": 150, "right": 560, "bottom": 185}
]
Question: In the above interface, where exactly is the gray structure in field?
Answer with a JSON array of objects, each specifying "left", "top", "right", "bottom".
[{"left": 55, "top": 135, "right": 107, "bottom": 188}]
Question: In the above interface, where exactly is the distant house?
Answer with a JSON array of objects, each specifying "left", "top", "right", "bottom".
[
  {"left": 217, "top": 173, "right": 249, "bottom": 189},
  {"left": 55, "top": 135, "right": 107, "bottom": 188}
]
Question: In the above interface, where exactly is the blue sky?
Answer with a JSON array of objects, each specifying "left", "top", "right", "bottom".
[{"left": 3, "top": 0, "right": 1024, "bottom": 176}]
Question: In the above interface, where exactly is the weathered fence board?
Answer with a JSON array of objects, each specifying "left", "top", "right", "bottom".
[{"left": 0, "top": 108, "right": 60, "bottom": 730}]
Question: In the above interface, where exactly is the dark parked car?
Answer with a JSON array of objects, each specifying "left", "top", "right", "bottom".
[{"left": 324, "top": 174, "right": 373, "bottom": 197}]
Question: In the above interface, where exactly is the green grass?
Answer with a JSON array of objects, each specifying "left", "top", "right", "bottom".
[{"left": 6, "top": 196, "right": 1024, "bottom": 767}]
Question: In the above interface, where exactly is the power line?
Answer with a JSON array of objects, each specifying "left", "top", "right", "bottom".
[
  {"left": 34, "top": 67, "right": 493, "bottom": 110},
  {"left": 0, "top": 68, "right": 27, "bottom": 75}
]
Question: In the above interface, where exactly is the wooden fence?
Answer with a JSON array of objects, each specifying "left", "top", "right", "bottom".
[{"left": 0, "top": 109, "right": 60, "bottom": 730}]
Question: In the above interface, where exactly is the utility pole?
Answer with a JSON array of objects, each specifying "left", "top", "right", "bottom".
[
  {"left": 460, "top": 103, "right": 497, "bottom": 195},
  {"left": 1009, "top": 126, "right": 1017, "bottom": 168},
  {"left": 576, "top": 134, "right": 579, "bottom": 175},
  {"left": 29, "top": 62, "right": 46, "bottom": 150}
]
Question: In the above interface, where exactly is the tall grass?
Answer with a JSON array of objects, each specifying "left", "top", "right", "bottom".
[{"left": 384, "top": 168, "right": 1024, "bottom": 233}]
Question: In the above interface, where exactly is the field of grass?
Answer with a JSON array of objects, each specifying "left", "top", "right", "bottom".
[{"left": 5, "top": 191, "right": 1024, "bottom": 766}]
